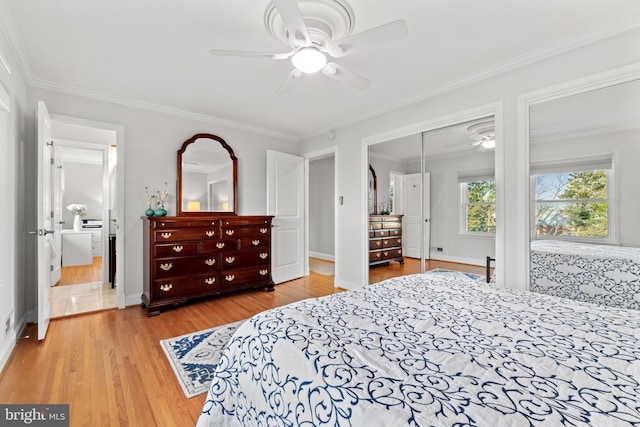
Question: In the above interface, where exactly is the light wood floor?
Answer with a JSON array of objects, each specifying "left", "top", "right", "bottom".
[
  {"left": 57, "top": 256, "right": 103, "bottom": 286},
  {"left": 0, "top": 259, "right": 485, "bottom": 426}
]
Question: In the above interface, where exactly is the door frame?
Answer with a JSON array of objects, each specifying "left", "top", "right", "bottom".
[
  {"left": 302, "top": 146, "right": 337, "bottom": 278},
  {"left": 50, "top": 114, "right": 126, "bottom": 308},
  {"left": 362, "top": 102, "right": 504, "bottom": 287}
]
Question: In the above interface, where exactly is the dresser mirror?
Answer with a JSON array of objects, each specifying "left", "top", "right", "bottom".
[
  {"left": 368, "top": 164, "right": 377, "bottom": 214},
  {"left": 177, "top": 133, "right": 238, "bottom": 215}
]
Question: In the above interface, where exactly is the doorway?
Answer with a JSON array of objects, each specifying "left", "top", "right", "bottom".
[
  {"left": 305, "top": 148, "right": 337, "bottom": 280},
  {"left": 49, "top": 118, "right": 120, "bottom": 317}
]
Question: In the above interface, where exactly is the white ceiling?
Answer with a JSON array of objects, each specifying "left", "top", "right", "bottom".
[{"left": 2, "top": 0, "right": 640, "bottom": 140}]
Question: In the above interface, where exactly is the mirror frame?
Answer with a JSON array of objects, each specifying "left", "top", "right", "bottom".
[
  {"left": 177, "top": 133, "right": 238, "bottom": 216},
  {"left": 369, "top": 164, "right": 377, "bottom": 215}
]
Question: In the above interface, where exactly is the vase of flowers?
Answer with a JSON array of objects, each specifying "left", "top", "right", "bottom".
[
  {"left": 67, "top": 203, "right": 88, "bottom": 231},
  {"left": 144, "top": 187, "right": 156, "bottom": 217},
  {"left": 154, "top": 182, "right": 168, "bottom": 217}
]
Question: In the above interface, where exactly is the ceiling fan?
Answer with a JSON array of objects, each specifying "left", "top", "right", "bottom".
[
  {"left": 210, "top": 0, "right": 408, "bottom": 94},
  {"left": 442, "top": 120, "right": 496, "bottom": 152}
]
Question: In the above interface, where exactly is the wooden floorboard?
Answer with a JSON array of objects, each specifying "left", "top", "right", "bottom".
[{"left": 0, "top": 259, "right": 485, "bottom": 426}]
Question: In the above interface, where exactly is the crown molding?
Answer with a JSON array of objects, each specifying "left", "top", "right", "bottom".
[
  {"left": 302, "top": 14, "right": 640, "bottom": 140},
  {"left": 29, "top": 77, "right": 299, "bottom": 141}
]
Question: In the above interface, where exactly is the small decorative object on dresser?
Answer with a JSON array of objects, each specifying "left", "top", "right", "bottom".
[
  {"left": 369, "top": 214, "right": 404, "bottom": 266},
  {"left": 142, "top": 215, "right": 274, "bottom": 316}
]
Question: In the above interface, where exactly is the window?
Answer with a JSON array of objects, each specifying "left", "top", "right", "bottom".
[
  {"left": 533, "top": 169, "right": 610, "bottom": 240},
  {"left": 460, "top": 177, "right": 496, "bottom": 234}
]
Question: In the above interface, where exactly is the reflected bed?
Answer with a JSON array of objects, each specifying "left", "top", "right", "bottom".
[
  {"left": 530, "top": 239, "right": 640, "bottom": 310},
  {"left": 197, "top": 272, "right": 639, "bottom": 426}
]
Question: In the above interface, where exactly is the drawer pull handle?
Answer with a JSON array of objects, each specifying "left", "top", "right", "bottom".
[
  {"left": 252, "top": 240, "right": 260, "bottom": 246},
  {"left": 172, "top": 245, "right": 183, "bottom": 253},
  {"left": 205, "top": 258, "right": 216, "bottom": 266},
  {"left": 226, "top": 230, "right": 235, "bottom": 236},
  {"left": 259, "top": 228, "right": 268, "bottom": 234},
  {"left": 160, "top": 263, "right": 173, "bottom": 271},
  {"left": 376, "top": 253, "right": 381, "bottom": 258},
  {"left": 376, "top": 241, "right": 382, "bottom": 246},
  {"left": 205, "top": 278, "right": 216, "bottom": 285},
  {"left": 160, "top": 284, "right": 173, "bottom": 292},
  {"left": 225, "top": 275, "right": 235, "bottom": 282},
  {"left": 259, "top": 253, "right": 268, "bottom": 259},
  {"left": 259, "top": 269, "right": 268, "bottom": 276},
  {"left": 160, "top": 232, "right": 172, "bottom": 239},
  {"left": 216, "top": 243, "right": 225, "bottom": 249},
  {"left": 383, "top": 251, "right": 389, "bottom": 256},
  {"left": 205, "top": 230, "right": 215, "bottom": 237},
  {"left": 225, "top": 256, "right": 235, "bottom": 264}
]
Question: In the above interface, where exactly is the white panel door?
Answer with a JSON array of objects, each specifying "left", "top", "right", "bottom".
[
  {"left": 403, "top": 172, "right": 431, "bottom": 260},
  {"left": 267, "top": 150, "right": 305, "bottom": 284},
  {"left": 36, "top": 101, "right": 54, "bottom": 340}
]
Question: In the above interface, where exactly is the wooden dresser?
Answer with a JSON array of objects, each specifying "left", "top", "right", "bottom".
[
  {"left": 142, "top": 215, "right": 274, "bottom": 316},
  {"left": 369, "top": 215, "right": 404, "bottom": 266}
]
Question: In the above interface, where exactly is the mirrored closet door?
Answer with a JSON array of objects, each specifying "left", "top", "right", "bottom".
[
  {"left": 529, "top": 77, "right": 640, "bottom": 310},
  {"left": 367, "top": 115, "right": 496, "bottom": 284}
]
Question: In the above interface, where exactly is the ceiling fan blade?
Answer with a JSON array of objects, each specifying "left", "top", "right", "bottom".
[
  {"left": 276, "top": 69, "right": 303, "bottom": 94},
  {"left": 322, "top": 63, "right": 371, "bottom": 90},
  {"left": 442, "top": 141, "right": 474, "bottom": 150},
  {"left": 210, "top": 49, "right": 295, "bottom": 60},
  {"left": 274, "top": 0, "right": 311, "bottom": 47},
  {"left": 326, "top": 20, "right": 408, "bottom": 57}
]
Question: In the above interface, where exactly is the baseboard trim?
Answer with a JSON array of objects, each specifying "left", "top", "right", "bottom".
[
  {"left": 428, "top": 254, "right": 486, "bottom": 267},
  {"left": 333, "top": 276, "right": 363, "bottom": 290},
  {"left": 309, "top": 252, "right": 335, "bottom": 262}
]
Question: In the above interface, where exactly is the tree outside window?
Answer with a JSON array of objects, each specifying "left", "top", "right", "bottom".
[
  {"left": 462, "top": 180, "right": 496, "bottom": 233},
  {"left": 534, "top": 170, "right": 609, "bottom": 239}
]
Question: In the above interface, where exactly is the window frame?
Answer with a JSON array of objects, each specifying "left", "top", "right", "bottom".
[
  {"left": 459, "top": 176, "right": 496, "bottom": 237},
  {"left": 530, "top": 161, "right": 618, "bottom": 245}
]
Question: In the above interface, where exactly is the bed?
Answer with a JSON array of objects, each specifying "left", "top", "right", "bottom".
[
  {"left": 530, "top": 239, "right": 640, "bottom": 310},
  {"left": 197, "top": 272, "right": 640, "bottom": 426}
]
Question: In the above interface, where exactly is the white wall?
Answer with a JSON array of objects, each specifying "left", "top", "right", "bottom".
[
  {"left": 23, "top": 87, "right": 300, "bottom": 312},
  {"left": 62, "top": 161, "right": 103, "bottom": 228},
  {"left": 426, "top": 151, "right": 495, "bottom": 265},
  {"left": 300, "top": 27, "right": 640, "bottom": 290},
  {"left": 0, "top": 31, "right": 29, "bottom": 371},
  {"left": 309, "top": 156, "right": 335, "bottom": 259}
]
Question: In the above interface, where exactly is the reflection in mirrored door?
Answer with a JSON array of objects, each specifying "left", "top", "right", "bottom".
[
  {"left": 367, "top": 116, "right": 496, "bottom": 284},
  {"left": 529, "top": 78, "right": 640, "bottom": 310}
]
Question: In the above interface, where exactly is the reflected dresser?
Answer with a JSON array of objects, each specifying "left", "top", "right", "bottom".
[
  {"left": 142, "top": 215, "right": 274, "bottom": 316},
  {"left": 369, "top": 214, "right": 404, "bottom": 266}
]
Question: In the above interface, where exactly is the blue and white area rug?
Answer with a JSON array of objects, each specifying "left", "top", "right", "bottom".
[
  {"left": 160, "top": 320, "right": 244, "bottom": 398},
  {"left": 427, "top": 268, "right": 484, "bottom": 281}
]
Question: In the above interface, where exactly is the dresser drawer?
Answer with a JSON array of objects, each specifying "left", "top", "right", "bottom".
[
  {"left": 369, "top": 239, "right": 384, "bottom": 250},
  {"left": 369, "top": 250, "right": 383, "bottom": 262},
  {"left": 382, "top": 222, "right": 401, "bottom": 229},
  {"left": 374, "top": 230, "right": 389, "bottom": 238},
  {"left": 369, "top": 222, "right": 383, "bottom": 230},
  {"left": 383, "top": 238, "right": 402, "bottom": 248},
  {"left": 237, "top": 237, "right": 270, "bottom": 249},
  {"left": 220, "top": 266, "right": 271, "bottom": 289},
  {"left": 155, "top": 228, "right": 219, "bottom": 242},
  {"left": 154, "top": 255, "right": 219, "bottom": 278},
  {"left": 155, "top": 242, "right": 200, "bottom": 258},
  {"left": 153, "top": 273, "right": 219, "bottom": 299},
  {"left": 154, "top": 219, "right": 219, "bottom": 229},
  {"left": 201, "top": 240, "right": 238, "bottom": 253},
  {"left": 382, "top": 249, "right": 403, "bottom": 260},
  {"left": 220, "top": 249, "right": 270, "bottom": 269},
  {"left": 388, "top": 229, "right": 401, "bottom": 237},
  {"left": 220, "top": 226, "right": 270, "bottom": 238}
]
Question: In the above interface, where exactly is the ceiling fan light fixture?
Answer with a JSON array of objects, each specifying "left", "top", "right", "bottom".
[
  {"left": 481, "top": 139, "right": 496, "bottom": 149},
  {"left": 292, "top": 47, "right": 327, "bottom": 73}
]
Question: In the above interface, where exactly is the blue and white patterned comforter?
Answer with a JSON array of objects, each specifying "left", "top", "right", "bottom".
[
  {"left": 530, "top": 240, "right": 640, "bottom": 310},
  {"left": 197, "top": 273, "right": 640, "bottom": 426}
]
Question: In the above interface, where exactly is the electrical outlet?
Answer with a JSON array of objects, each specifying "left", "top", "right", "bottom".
[
  {"left": 4, "top": 317, "right": 10, "bottom": 336},
  {"left": 436, "top": 247, "right": 443, "bottom": 252}
]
